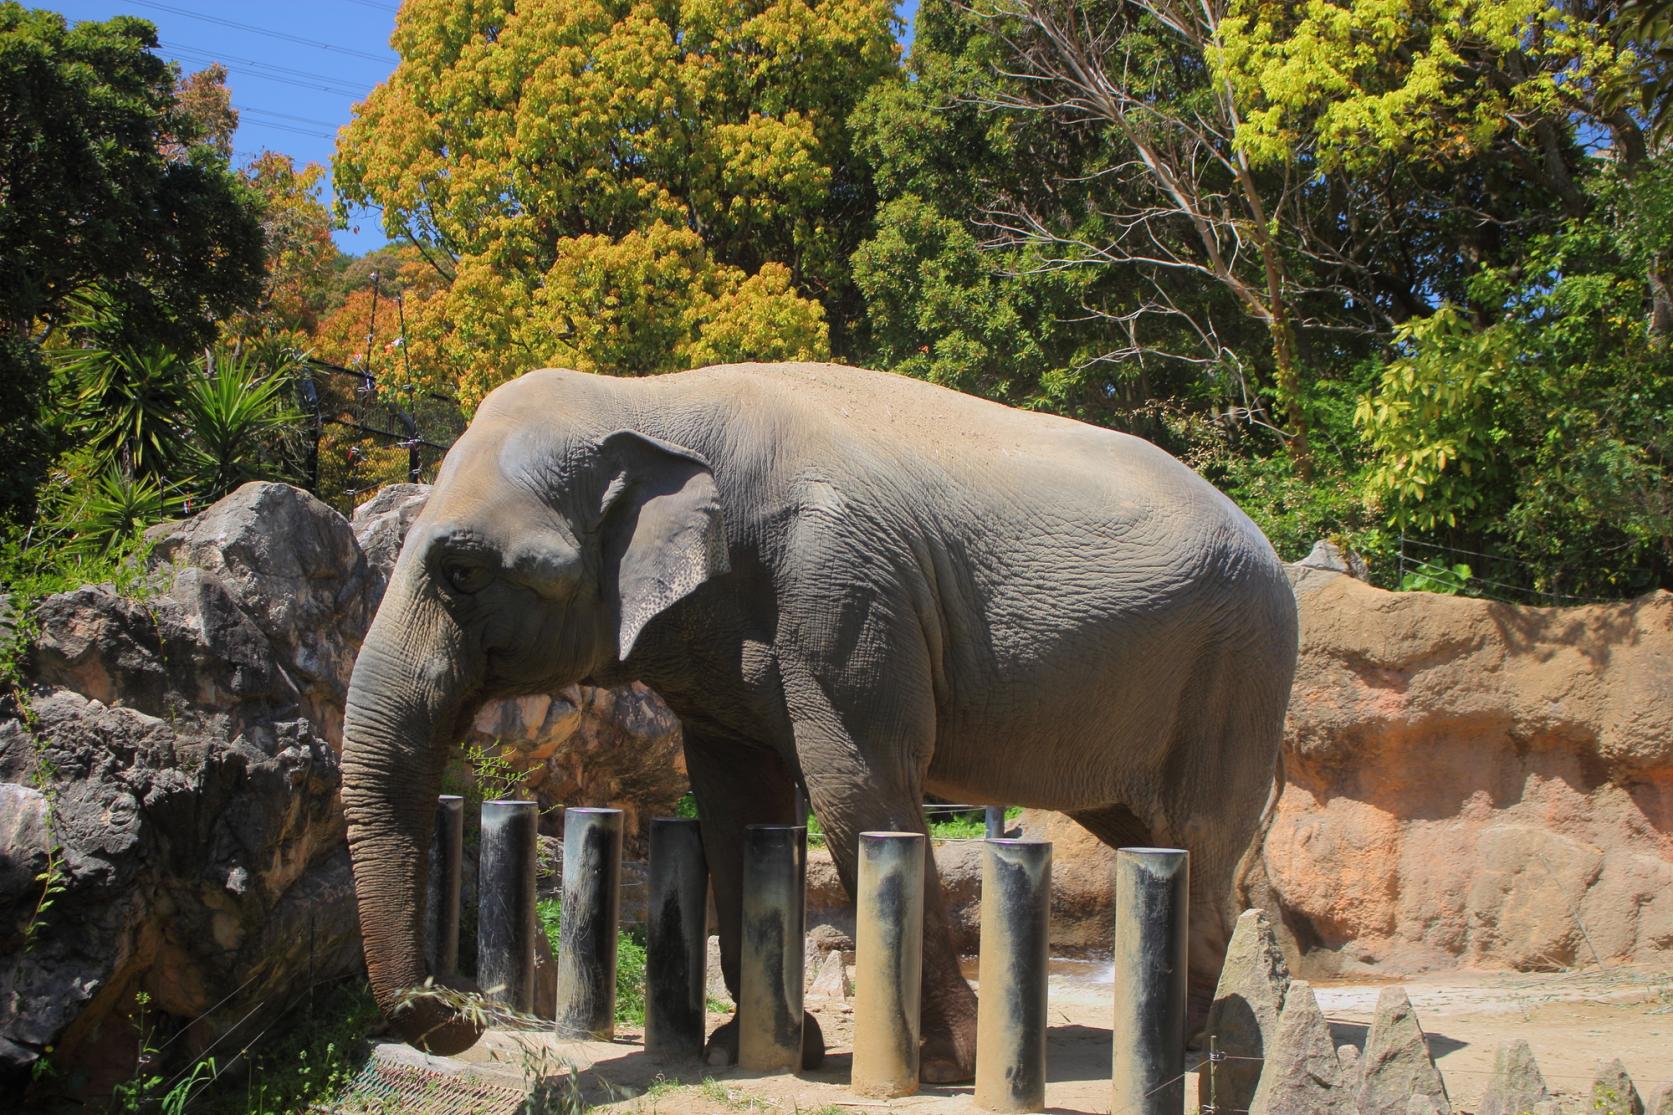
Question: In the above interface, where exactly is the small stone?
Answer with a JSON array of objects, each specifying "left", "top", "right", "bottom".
[
  {"left": 1199, "top": 909, "right": 1292, "bottom": 1114},
  {"left": 1477, "top": 1039, "right": 1551, "bottom": 1115},
  {"left": 1357, "top": 986, "right": 1449, "bottom": 1115},
  {"left": 1592, "top": 1058, "right": 1645, "bottom": 1115},
  {"left": 1248, "top": 980, "right": 1343, "bottom": 1115},
  {"left": 805, "top": 949, "right": 849, "bottom": 1001}
]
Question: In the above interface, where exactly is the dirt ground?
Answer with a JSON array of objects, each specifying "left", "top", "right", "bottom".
[{"left": 388, "top": 961, "right": 1673, "bottom": 1114}]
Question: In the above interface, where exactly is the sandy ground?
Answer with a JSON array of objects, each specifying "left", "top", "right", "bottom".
[{"left": 376, "top": 961, "right": 1673, "bottom": 1114}]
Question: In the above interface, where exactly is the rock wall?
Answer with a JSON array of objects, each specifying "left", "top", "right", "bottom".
[
  {"left": 0, "top": 483, "right": 680, "bottom": 1095},
  {"left": 1263, "top": 566, "right": 1673, "bottom": 975}
]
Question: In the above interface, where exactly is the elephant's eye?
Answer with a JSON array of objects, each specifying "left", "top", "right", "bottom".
[{"left": 443, "top": 560, "right": 493, "bottom": 595}]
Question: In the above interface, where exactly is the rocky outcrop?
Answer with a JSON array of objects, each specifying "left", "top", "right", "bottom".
[
  {"left": 0, "top": 482, "right": 683, "bottom": 1096},
  {"left": 1265, "top": 566, "right": 1673, "bottom": 975},
  {"left": 0, "top": 483, "right": 369, "bottom": 1096}
]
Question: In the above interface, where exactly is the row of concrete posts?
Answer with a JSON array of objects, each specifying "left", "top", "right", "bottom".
[{"left": 425, "top": 796, "right": 1190, "bottom": 1115}]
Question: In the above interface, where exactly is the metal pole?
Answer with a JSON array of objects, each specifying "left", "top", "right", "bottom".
[
  {"left": 425, "top": 795, "right": 463, "bottom": 980},
  {"left": 554, "top": 807, "right": 623, "bottom": 1040},
  {"left": 1111, "top": 847, "right": 1189, "bottom": 1115},
  {"left": 851, "top": 832, "right": 926, "bottom": 1097},
  {"left": 737, "top": 824, "right": 807, "bottom": 1072},
  {"left": 985, "top": 806, "right": 1006, "bottom": 839},
  {"left": 645, "top": 817, "right": 708, "bottom": 1058},
  {"left": 478, "top": 799, "right": 538, "bottom": 1012},
  {"left": 975, "top": 839, "right": 1052, "bottom": 1113}
]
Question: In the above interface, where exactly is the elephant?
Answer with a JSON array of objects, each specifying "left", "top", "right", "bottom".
[{"left": 339, "top": 361, "right": 1298, "bottom": 1080}]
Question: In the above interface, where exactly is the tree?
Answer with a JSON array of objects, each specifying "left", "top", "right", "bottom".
[
  {"left": 333, "top": 0, "right": 897, "bottom": 405},
  {"left": 230, "top": 153, "right": 341, "bottom": 338},
  {"left": 0, "top": 6, "right": 264, "bottom": 519}
]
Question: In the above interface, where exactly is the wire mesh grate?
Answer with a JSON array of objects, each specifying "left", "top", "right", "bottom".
[{"left": 314, "top": 1057, "right": 527, "bottom": 1115}]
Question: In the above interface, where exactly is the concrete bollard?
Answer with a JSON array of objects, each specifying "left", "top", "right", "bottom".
[
  {"left": 737, "top": 824, "right": 807, "bottom": 1072},
  {"left": 554, "top": 806, "right": 624, "bottom": 1040},
  {"left": 975, "top": 838, "right": 1053, "bottom": 1113},
  {"left": 645, "top": 817, "right": 708, "bottom": 1058},
  {"left": 478, "top": 799, "right": 539, "bottom": 1012},
  {"left": 425, "top": 795, "right": 464, "bottom": 980},
  {"left": 1111, "top": 847, "right": 1189, "bottom": 1115},
  {"left": 851, "top": 831, "right": 926, "bottom": 1097}
]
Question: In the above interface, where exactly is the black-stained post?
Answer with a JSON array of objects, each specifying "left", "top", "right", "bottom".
[
  {"left": 851, "top": 831, "right": 926, "bottom": 1097},
  {"left": 477, "top": 799, "right": 539, "bottom": 1013},
  {"left": 737, "top": 824, "right": 807, "bottom": 1072},
  {"left": 1111, "top": 847, "right": 1189, "bottom": 1115},
  {"left": 555, "top": 806, "right": 624, "bottom": 1039},
  {"left": 974, "top": 838, "right": 1052, "bottom": 1113},
  {"left": 645, "top": 817, "right": 708, "bottom": 1057},
  {"left": 425, "top": 795, "right": 464, "bottom": 980}
]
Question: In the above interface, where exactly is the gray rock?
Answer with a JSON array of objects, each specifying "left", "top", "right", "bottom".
[
  {"left": 1357, "top": 986, "right": 1449, "bottom": 1115},
  {"left": 1297, "top": 538, "right": 1370, "bottom": 580},
  {"left": 1478, "top": 1039, "right": 1551, "bottom": 1115},
  {"left": 1199, "top": 908, "right": 1292, "bottom": 1114},
  {"left": 805, "top": 949, "right": 849, "bottom": 1001},
  {"left": 350, "top": 482, "right": 429, "bottom": 581},
  {"left": 1592, "top": 1058, "right": 1645, "bottom": 1115},
  {"left": 1337, "top": 1043, "right": 1362, "bottom": 1091},
  {"left": 1248, "top": 979, "right": 1342, "bottom": 1115}
]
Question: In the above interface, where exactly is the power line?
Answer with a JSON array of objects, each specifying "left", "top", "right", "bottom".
[
  {"left": 161, "top": 39, "right": 372, "bottom": 95},
  {"left": 234, "top": 104, "right": 342, "bottom": 130},
  {"left": 122, "top": 1, "right": 399, "bottom": 66},
  {"left": 339, "top": 0, "right": 401, "bottom": 11}
]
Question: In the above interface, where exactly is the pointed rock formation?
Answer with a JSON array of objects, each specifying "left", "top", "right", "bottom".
[
  {"left": 1198, "top": 909, "right": 1291, "bottom": 1114},
  {"left": 805, "top": 949, "right": 850, "bottom": 1002},
  {"left": 1338, "top": 1043, "right": 1362, "bottom": 1091},
  {"left": 1592, "top": 1058, "right": 1645, "bottom": 1115},
  {"left": 1249, "top": 980, "right": 1342, "bottom": 1115},
  {"left": 1357, "top": 986, "right": 1450, "bottom": 1115},
  {"left": 1477, "top": 1039, "right": 1551, "bottom": 1115}
]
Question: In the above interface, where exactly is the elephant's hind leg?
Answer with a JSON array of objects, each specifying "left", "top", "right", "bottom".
[{"left": 1069, "top": 799, "right": 1237, "bottom": 1034}]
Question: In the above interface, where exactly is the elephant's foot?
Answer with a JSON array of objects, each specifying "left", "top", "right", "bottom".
[
  {"left": 919, "top": 1017, "right": 977, "bottom": 1084},
  {"left": 702, "top": 1013, "right": 826, "bottom": 1071}
]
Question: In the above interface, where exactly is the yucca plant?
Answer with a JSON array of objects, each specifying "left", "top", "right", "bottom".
[
  {"left": 62, "top": 469, "right": 186, "bottom": 557},
  {"left": 58, "top": 346, "right": 192, "bottom": 479},
  {"left": 180, "top": 351, "right": 304, "bottom": 501}
]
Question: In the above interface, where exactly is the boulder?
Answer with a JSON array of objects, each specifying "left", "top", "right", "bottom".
[
  {"left": 1247, "top": 980, "right": 1343, "bottom": 1115},
  {"left": 1477, "top": 1039, "right": 1551, "bottom": 1115},
  {"left": 1648, "top": 1083, "right": 1673, "bottom": 1115},
  {"left": 1356, "top": 986, "right": 1449, "bottom": 1115},
  {"left": 1267, "top": 568, "right": 1673, "bottom": 975},
  {"left": 1199, "top": 909, "right": 1291, "bottom": 1115},
  {"left": 2, "top": 484, "right": 367, "bottom": 1099},
  {"left": 1592, "top": 1057, "right": 1646, "bottom": 1115},
  {"left": 1405, "top": 1095, "right": 1446, "bottom": 1115}
]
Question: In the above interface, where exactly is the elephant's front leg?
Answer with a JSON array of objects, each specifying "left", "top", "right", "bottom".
[{"left": 682, "top": 730, "right": 825, "bottom": 1069}]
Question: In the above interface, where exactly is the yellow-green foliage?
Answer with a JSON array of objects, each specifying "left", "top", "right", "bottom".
[
  {"left": 334, "top": 0, "right": 896, "bottom": 405},
  {"left": 1214, "top": 0, "right": 1637, "bottom": 172}
]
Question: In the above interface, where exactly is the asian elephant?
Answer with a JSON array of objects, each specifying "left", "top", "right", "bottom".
[{"left": 340, "top": 361, "right": 1298, "bottom": 1080}]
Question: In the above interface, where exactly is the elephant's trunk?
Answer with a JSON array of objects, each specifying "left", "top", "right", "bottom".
[{"left": 341, "top": 576, "right": 480, "bottom": 1055}]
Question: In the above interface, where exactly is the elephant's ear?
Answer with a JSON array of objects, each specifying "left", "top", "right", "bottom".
[{"left": 596, "top": 429, "right": 729, "bottom": 661}]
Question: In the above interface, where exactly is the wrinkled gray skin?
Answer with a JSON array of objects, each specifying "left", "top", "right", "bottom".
[{"left": 341, "top": 363, "right": 1298, "bottom": 1078}]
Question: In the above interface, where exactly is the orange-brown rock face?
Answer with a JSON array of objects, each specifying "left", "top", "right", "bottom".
[{"left": 1269, "top": 566, "right": 1673, "bottom": 975}]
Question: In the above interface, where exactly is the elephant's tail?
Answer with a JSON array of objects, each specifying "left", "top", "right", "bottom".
[{"left": 1231, "top": 748, "right": 1285, "bottom": 912}]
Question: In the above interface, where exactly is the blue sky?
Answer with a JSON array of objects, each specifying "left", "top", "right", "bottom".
[{"left": 48, "top": 0, "right": 921, "bottom": 257}]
